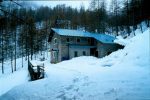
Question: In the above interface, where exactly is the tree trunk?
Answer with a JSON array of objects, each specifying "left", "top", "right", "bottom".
[
  {"left": 11, "top": 49, "right": 13, "bottom": 73},
  {"left": 22, "top": 36, "right": 23, "bottom": 68},
  {"left": 14, "top": 30, "right": 16, "bottom": 71},
  {"left": 1, "top": 27, "right": 4, "bottom": 74}
]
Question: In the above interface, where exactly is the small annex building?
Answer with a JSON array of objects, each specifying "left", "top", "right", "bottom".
[{"left": 48, "top": 28, "right": 123, "bottom": 63}]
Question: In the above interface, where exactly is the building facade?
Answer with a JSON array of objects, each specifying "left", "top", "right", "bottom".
[{"left": 48, "top": 28, "right": 123, "bottom": 63}]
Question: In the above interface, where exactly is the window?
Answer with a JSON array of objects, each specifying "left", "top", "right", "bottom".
[
  {"left": 54, "top": 52, "right": 57, "bottom": 58},
  {"left": 77, "top": 38, "right": 80, "bottom": 43},
  {"left": 74, "top": 51, "right": 78, "bottom": 57},
  {"left": 54, "top": 38, "right": 57, "bottom": 44},
  {"left": 83, "top": 51, "right": 86, "bottom": 56},
  {"left": 88, "top": 39, "right": 90, "bottom": 43},
  {"left": 53, "top": 51, "right": 57, "bottom": 58},
  {"left": 67, "top": 38, "right": 69, "bottom": 42}
]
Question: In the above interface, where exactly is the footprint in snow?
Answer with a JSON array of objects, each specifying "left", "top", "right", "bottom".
[
  {"left": 83, "top": 76, "right": 89, "bottom": 81},
  {"left": 65, "top": 85, "right": 74, "bottom": 90},
  {"left": 56, "top": 90, "right": 74, "bottom": 100},
  {"left": 73, "top": 78, "right": 79, "bottom": 83},
  {"left": 104, "top": 88, "right": 116, "bottom": 95}
]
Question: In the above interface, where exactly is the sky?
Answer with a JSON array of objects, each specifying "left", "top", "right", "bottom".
[
  {"left": 35, "top": 0, "right": 90, "bottom": 9},
  {"left": 26, "top": 0, "right": 111, "bottom": 10},
  {"left": 28, "top": 0, "right": 90, "bottom": 9}
]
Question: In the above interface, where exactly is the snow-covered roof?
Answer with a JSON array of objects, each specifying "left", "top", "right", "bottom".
[{"left": 51, "top": 28, "right": 116, "bottom": 44}]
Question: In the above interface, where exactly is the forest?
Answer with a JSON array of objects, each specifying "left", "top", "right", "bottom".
[{"left": 0, "top": 0, "right": 150, "bottom": 74}]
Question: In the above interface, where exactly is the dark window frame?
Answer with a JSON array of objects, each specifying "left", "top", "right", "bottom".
[
  {"left": 74, "top": 51, "right": 78, "bottom": 57},
  {"left": 54, "top": 38, "right": 57, "bottom": 44},
  {"left": 88, "top": 39, "right": 90, "bottom": 43},
  {"left": 83, "top": 51, "right": 86, "bottom": 56},
  {"left": 66, "top": 38, "right": 69, "bottom": 42},
  {"left": 77, "top": 38, "right": 80, "bottom": 43}
]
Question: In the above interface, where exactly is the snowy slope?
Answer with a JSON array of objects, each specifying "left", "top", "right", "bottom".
[
  {"left": 0, "top": 53, "right": 49, "bottom": 96},
  {"left": 0, "top": 28, "right": 150, "bottom": 100},
  {"left": 0, "top": 57, "right": 29, "bottom": 96},
  {"left": 0, "top": 69, "right": 29, "bottom": 96}
]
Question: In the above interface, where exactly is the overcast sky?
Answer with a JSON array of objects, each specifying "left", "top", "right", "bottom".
[
  {"left": 26, "top": 0, "right": 111, "bottom": 10},
  {"left": 35, "top": 1, "right": 89, "bottom": 9}
]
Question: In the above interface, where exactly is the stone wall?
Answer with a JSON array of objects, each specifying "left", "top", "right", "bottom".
[
  {"left": 60, "top": 36, "right": 92, "bottom": 61},
  {"left": 97, "top": 42, "right": 123, "bottom": 58},
  {"left": 50, "top": 33, "right": 61, "bottom": 63},
  {"left": 69, "top": 46, "right": 90, "bottom": 59}
]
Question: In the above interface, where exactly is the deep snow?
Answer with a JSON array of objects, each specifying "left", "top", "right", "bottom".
[
  {"left": 0, "top": 53, "right": 48, "bottom": 96},
  {"left": 0, "top": 28, "right": 150, "bottom": 100}
]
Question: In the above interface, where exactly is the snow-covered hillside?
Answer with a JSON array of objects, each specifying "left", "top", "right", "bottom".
[{"left": 0, "top": 28, "right": 150, "bottom": 100}]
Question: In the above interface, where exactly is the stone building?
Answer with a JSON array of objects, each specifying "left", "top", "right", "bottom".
[{"left": 48, "top": 28, "right": 123, "bottom": 63}]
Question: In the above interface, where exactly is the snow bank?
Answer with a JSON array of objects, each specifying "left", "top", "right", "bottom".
[
  {"left": 114, "top": 36, "right": 131, "bottom": 46},
  {"left": 0, "top": 69, "right": 29, "bottom": 96},
  {"left": 0, "top": 52, "right": 50, "bottom": 96}
]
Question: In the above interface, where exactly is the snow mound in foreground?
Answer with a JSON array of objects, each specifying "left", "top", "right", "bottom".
[{"left": 0, "top": 28, "right": 150, "bottom": 100}]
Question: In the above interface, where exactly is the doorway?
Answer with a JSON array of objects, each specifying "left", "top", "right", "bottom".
[
  {"left": 95, "top": 51, "right": 98, "bottom": 57},
  {"left": 90, "top": 48, "right": 98, "bottom": 57}
]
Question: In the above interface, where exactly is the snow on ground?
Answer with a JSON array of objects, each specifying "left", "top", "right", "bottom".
[
  {"left": 0, "top": 68, "right": 29, "bottom": 96},
  {"left": 0, "top": 52, "right": 49, "bottom": 96},
  {"left": 0, "top": 28, "right": 150, "bottom": 100},
  {"left": 0, "top": 57, "right": 29, "bottom": 96},
  {"left": 114, "top": 36, "right": 130, "bottom": 46}
]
